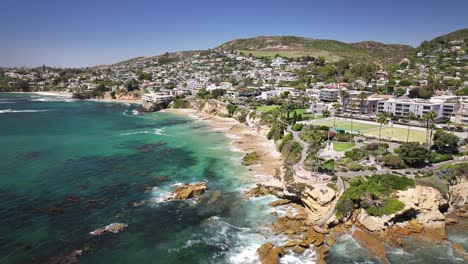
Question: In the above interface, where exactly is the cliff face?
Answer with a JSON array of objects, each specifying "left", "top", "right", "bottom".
[
  {"left": 449, "top": 176, "right": 468, "bottom": 208},
  {"left": 138, "top": 101, "right": 168, "bottom": 112}
]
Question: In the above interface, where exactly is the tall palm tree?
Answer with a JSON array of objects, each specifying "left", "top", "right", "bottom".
[
  {"left": 377, "top": 112, "right": 389, "bottom": 143},
  {"left": 358, "top": 92, "right": 369, "bottom": 114},
  {"left": 422, "top": 111, "right": 437, "bottom": 149},
  {"left": 339, "top": 89, "right": 349, "bottom": 112},
  {"left": 406, "top": 112, "right": 417, "bottom": 142},
  {"left": 349, "top": 101, "right": 357, "bottom": 142},
  {"left": 332, "top": 102, "right": 341, "bottom": 129}
]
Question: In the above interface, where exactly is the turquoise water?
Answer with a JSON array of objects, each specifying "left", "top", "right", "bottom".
[{"left": 0, "top": 93, "right": 292, "bottom": 264}]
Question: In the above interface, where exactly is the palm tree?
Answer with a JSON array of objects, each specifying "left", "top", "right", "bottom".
[
  {"left": 360, "top": 191, "right": 384, "bottom": 208},
  {"left": 339, "top": 89, "right": 349, "bottom": 112},
  {"left": 406, "top": 112, "right": 417, "bottom": 142},
  {"left": 332, "top": 102, "right": 341, "bottom": 129},
  {"left": 422, "top": 110, "right": 437, "bottom": 149},
  {"left": 377, "top": 112, "right": 389, "bottom": 143},
  {"left": 349, "top": 101, "right": 357, "bottom": 142},
  {"left": 358, "top": 92, "right": 369, "bottom": 114}
]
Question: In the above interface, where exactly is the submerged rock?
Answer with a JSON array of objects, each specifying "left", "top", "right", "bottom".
[
  {"left": 47, "top": 249, "right": 83, "bottom": 264},
  {"left": 90, "top": 223, "right": 128, "bottom": 236},
  {"left": 170, "top": 182, "right": 208, "bottom": 200}
]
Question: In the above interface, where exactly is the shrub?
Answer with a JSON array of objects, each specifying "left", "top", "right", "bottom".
[
  {"left": 237, "top": 111, "right": 248, "bottom": 123},
  {"left": 367, "top": 142, "right": 379, "bottom": 151},
  {"left": 365, "top": 198, "right": 405, "bottom": 216},
  {"left": 348, "top": 162, "right": 363, "bottom": 171},
  {"left": 432, "top": 129, "right": 459, "bottom": 154},
  {"left": 398, "top": 142, "right": 431, "bottom": 167},
  {"left": 335, "top": 174, "right": 414, "bottom": 219},
  {"left": 382, "top": 154, "right": 404, "bottom": 169},
  {"left": 292, "top": 123, "right": 304, "bottom": 131},
  {"left": 430, "top": 152, "right": 453, "bottom": 163},
  {"left": 278, "top": 133, "right": 293, "bottom": 152},
  {"left": 345, "top": 148, "right": 367, "bottom": 161},
  {"left": 226, "top": 104, "right": 237, "bottom": 117},
  {"left": 242, "top": 152, "right": 258, "bottom": 165},
  {"left": 318, "top": 159, "right": 335, "bottom": 173},
  {"left": 335, "top": 134, "right": 352, "bottom": 142}
]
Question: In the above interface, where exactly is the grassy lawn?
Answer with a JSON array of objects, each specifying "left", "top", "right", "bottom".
[
  {"left": 333, "top": 142, "right": 355, "bottom": 151},
  {"left": 256, "top": 105, "right": 279, "bottom": 112},
  {"left": 363, "top": 127, "right": 426, "bottom": 143},
  {"left": 309, "top": 119, "right": 378, "bottom": 132}
]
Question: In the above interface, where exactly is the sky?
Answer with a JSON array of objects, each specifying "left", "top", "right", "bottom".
[{"left": 1, "top": 0, "right": 467, "bottom": 68}]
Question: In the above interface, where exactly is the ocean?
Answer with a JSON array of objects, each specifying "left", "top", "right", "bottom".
[
  {"left": 0, "top": 93, "right": 466, "bottom": 264},
  {"left": 0, "top": 93, "right": 316, "bottom": 264}
]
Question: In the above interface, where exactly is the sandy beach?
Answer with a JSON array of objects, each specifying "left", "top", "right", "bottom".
[{"left": 163, "top": 108, "right": 284, "bottom": 187}]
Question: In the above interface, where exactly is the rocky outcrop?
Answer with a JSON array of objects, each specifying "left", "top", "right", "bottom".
[
  {"left": 353, "top": 229, "right": 388, "bottom": 263},
  {"left": 301, "top": 186, "right": 336, "bottom": 224},
  {"left": 138, "top": 101, "right": 168, "bottom": 112},
  {"left": 256, "top": 242, "right": 285, "bottom": 264},
  {"left": 90, "top": 223, "right": 128, "bottom": 236},
  {"left": 170, "top": 182, "right": 207, "bottom": 200},
  {"left": 357, "top": 186, "right": 447, "bottom": 232},
  {"left": 244, "top": 184, "right": 286, "bottom": 198},
  {"left": 449, "top": 176, "right": 468, "bottom": 208}
]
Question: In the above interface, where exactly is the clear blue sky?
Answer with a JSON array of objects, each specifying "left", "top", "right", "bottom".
[{"left": 1, "top": 0, "right": 467, "bottom": 68}]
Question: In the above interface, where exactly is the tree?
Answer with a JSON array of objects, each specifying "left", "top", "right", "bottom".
[
  {"left": 382, "top": 155, "right": 404, "bottom": 169},
  {"left": 349, "top": 101, "right": 357, "bottom": 142},
  {"left": 408, "top": 88, "right": 420, "bottom": 98},
  {"left": 358, "top": 92, "right": 368, "bottom": 113},
  {"left": 125, "top": 79, "right": 139, "bottom": 91},
  {"left": 406, "top": 112, "right": 417, "bottom": 143},
  {"left": 339, "top": 89, "right": 349, "bottom": 112},
  {"left": 422, "top": 111, "right": 437, "bottom": 149},
  {"left": 322, "top": 109, "right": 330, "bottom": 117},
  {"left": 377, "top": 112, "right": 389, "bottom": 143},
  {"left": 398, "top": 142, "right": 431, "bottom": 167},
  {"left": 226, "top": 104, "right": 237, "bottom": 117},
  {"left": 432, "top": 129, "right": 459, "bottom": 154},
  {"left": 332, "top": 102, "right": 341, "bottom": 129}
]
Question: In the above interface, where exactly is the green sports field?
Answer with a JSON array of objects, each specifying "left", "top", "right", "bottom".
[
  {"left": 362, "top": 127, "right": 427, "bottom": 143},
  {"left": 309, "top": 119, "right": 378, "bottom": 132}
]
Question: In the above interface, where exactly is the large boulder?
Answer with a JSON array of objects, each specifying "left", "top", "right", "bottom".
[
  {"left": 353, "top": 229, "right": 388, "bottom": 263},
  {"left": 90, "top": 223, "right": 128, "bottom": 236},
  {"left": 171, "top": 182, "right": 208, "bottom": 200},
  {"left": 257, "top": 242, "right": 285, "bottom": 264}
]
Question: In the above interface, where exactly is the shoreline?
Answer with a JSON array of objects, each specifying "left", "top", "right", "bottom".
[{"left": 163, "top": 108, "right": 284, "bottom": 188}]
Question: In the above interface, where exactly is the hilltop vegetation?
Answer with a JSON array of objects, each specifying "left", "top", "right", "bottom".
[
  {"left": 419, "top": 28, "right": 468, "bottom": 50},
  {"left": 216, "top": 36, "right": 413, "bottom": 64}
]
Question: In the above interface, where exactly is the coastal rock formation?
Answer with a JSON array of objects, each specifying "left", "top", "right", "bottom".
[
  {"left": 396, "top": 186, "right": 447, "bottom": 227},
  {"left": 170, "top": 182, "right": 208, "bottom": 200},
  {"left": 138, "top": 101, "right": 168, "bottom": 112},
  {"left": 449, "top": 176, "right": 468, "bottom": 207},
  {"left": 357, "top": 186, "right": 447, "bottom": 232},
  {"left": 301, "top": 186, "right": 336, "bottom": 223},
  {"left": 90, "top": 223, "right": 128, "bottom": 236},
  {"left": 257, "top": 242, "right": 285, "bottom": 264},
  {"left": 244, "top": 184, "right": 285, "bottom": 198},
  {"left": 353, "top": 229, "right": 388, "bottom": 263}
]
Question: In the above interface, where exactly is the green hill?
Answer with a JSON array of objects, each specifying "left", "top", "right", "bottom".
[
  {"left": 419, "top": 28, "right": 468, "bottom": 50},
  {"left": 215, "top": 36, "right": 413, "bottom": 64}
]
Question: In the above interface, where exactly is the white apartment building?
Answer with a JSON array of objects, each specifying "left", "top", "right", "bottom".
[
  {"left": 319, "top": 88, "right": 340, "bottom": 102},
  {"left": 377, "top": 98, "right": 444, "bottom": 119}
]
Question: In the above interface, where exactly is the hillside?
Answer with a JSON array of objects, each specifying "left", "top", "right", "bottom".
[
  {"left": 419, "top": 28, "right": 468, "bottom": 50},
  {"left": 108, "top": 50, "right": 203, "bottom": 67},
  {"left": 215, "top": 36, "right": 413, "bottom": 64}
]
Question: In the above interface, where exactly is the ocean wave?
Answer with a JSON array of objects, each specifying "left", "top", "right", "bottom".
[
  {"left": 0, "top": 109, "right": 50, "bottom": 114},
  {"left": 120, "top": 131, "right": 150, "bottom": 136}
]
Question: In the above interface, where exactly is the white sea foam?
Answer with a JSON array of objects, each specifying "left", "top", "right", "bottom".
[
  {"left": 0, "top": 109, "right": 50, "bottom": 114},
  {"left": 120, "top": 131, "right": 150, "bottom": 136}
]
